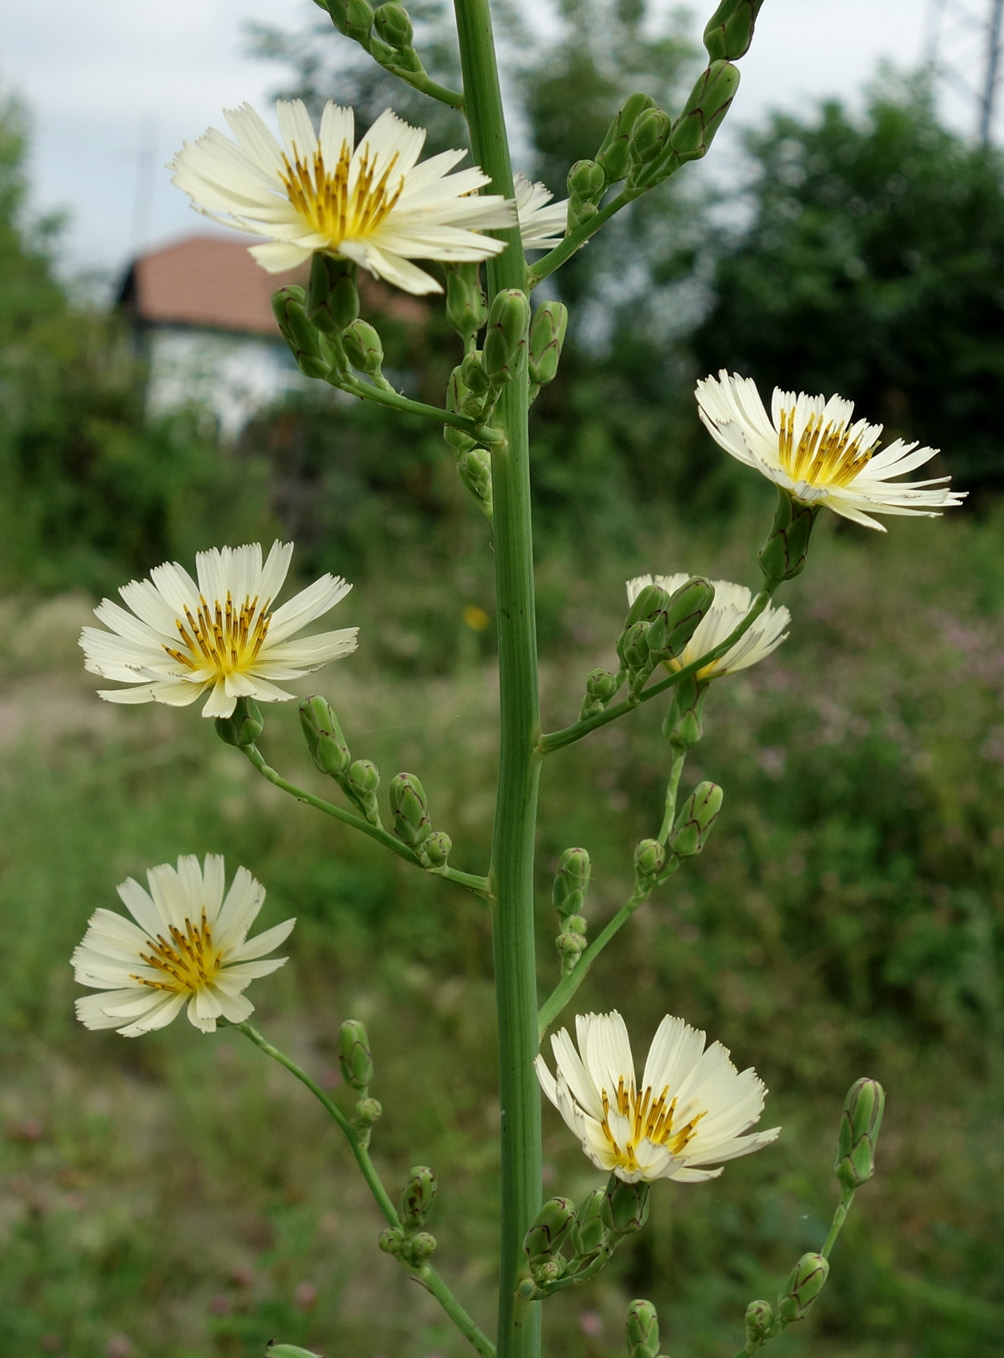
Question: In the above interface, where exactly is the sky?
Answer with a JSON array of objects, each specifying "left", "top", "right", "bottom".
[{"left": 0, "top": 0, "right": 992, "bottom": 286}]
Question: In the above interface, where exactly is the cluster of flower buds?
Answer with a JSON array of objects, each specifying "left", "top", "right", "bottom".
[
  {"left": 552, "top": 847, "right": 591, "bottom": 975},
  {"left": 617, "top": 577, "right": 715, "bottom": 696},
  {"left": 593, "top": 93, "right": 659, "bottom": 194},
  {"left": 522, "top": 1196, "right": 577, "bottom": 1287},
  {"left": 758, "top": 487, "right": 822, "bottom": 584},
  {"left": 380, "top": 1164, "right": 439, "bottom": 1271},
  {"left": 664, "top": 60, "right": 741, "bottom": 169},
  {"left": 669, "top": 781, "right": 723, "bottom": 860},
  {"left": 579, "top": 666, "right": 621, "bottom": 720},
  {"left": 389, "top": 772, "right": 453, "bottom": 870},
  {"left": 214, "top": 695, "right": 265, "bottom": 749},
  {"left": 742, "top": 1251, "right": 828, "bottom": 1352},
  {"left": 338, "top": 1018, "right": 383, "bottom": 1145},
  {"left": 528, "top": 301, "right": 568, "bottom": 403},
  {"left": 520, "top": 1181, "right": 646, "bottom": 1297},
  {"left": 662, "top": 671, "right": 708, "bottom": 752},
  {"left": 272, "top": 285, "right": 340, "bottom": 381},
  {"left": 322, "top": 0, "right": 428, "bottom": 81},
  {"left": 300, "top": 696, "right": 383, "bottom": 826}
]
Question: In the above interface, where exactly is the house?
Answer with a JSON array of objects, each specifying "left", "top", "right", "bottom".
[{"left": 116, "top": 233, "right": 307, "bottom": 439}]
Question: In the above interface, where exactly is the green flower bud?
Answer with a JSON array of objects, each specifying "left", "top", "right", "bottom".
[
  {"left": 661, "top": 576, "right": 716, "bottom": 659},
  {"left": 326, "top": 0, "right": 374, "bottom": 43},
  {"left": 834, "top": 1077, "right": 885, "bottom": 1190},
  {"left": 703, "top": 0, "right": 765, "bottom": 61},
  {"left": 602, "top": 1178, "right": 650, "bottom": 1235},
  {"left": 373, "top": 1, "right": 413, "bottom": 48},
  {"left": 626, "top": 1299, "right": 660, "bottom": 1358},
  {"left": 669, "top": 781, "right": 724, "bottom": 859},
  {"left": 214, "top": 696, "right": 264, "bottom": 749},
  {"left": 571, "top": 1188, "right": 609, "bottom": 1258},
  {"left": 744, "top": 1298, "right": 775, "bottom": 1346},
  {"left": 523, "top": 1197, "right": 576, "bottom": 1266},
  {"left": 776, "top": 1253, "right": 829, "bottom": 1327},
  {"left": 307, "top": 253, "right": 359, "bottom": 334},
  {"left": 407, "top": 1231, "right": 437, "bottom": 1263},
  {"left": 758, "top": 486, "right": 821, "bottom": 583},
  {"left": 338, "top": 1019, "right": 374, "bottom": 1091},
  {"left": 378, "top": 1225, "right": 404, "bottom": 1254},
  {"left": 552, "top": 846, "right": 591, "bottom": 918},
  {"left": 419, "top": 829, "right": 452, "bottom": 868},
  {"left": 399, "top": 1165, "right": 437, "bottom": 1227},
  {"left": 445, "top": 267, "right": 488, "bottom": 340},
  {"left": 586, "top": 668, "right": 619, "bottom": 702},
  {"left": 272, "top": 286, "right": 336, "bottom": 379},
  {"left": 663, "top": 672, "right": 708, "bottom": 752},
  {"left": 343, "top": 318, "right": 384, "bottom": 374},
  {"left": 528, "top": 302, "right": 568, "bottom": 389},
  {"left": 619, "top": 620, "right": 651, "bottom": 672},
  {"left": 567, "top": 157, "right": 606, "bottom": 203},
  {"left": 633, "top": 838, "right": 665, "bottom": 884},
  {"left": 628, "top": 108, "right": 672, "bottom": 168},
  {"left": 596, "top": 92, "right": 657, "bottom": 183},
  {"left": 457, "top": 447, "right": 493, "bottom": 515},
  {"left": 347, "top": 758, "right": 381, "bottom": 822},
  {"left": 626, "top": 582, "right": 673, "bottom": 628},
  {"left": 390, "top": 772, "right": 431, "bottom": 847},
  {"left": 670, "top": 59, "right": 741, "bottom": 163},
  {"left": 460, "top": 350, "right": 492, "bottom": 396},
  {"left": 266, "top": 1344, "right": 326, "bottom": 1358},
  {"left": 483, "top": 289, "right": 530, "bottom": 384},
  {"left": 299, "top": 695, "right": 351, "bottom": 777},
  {"left": 353, "top": 1095, "right": 383, "bottom": 1126}
]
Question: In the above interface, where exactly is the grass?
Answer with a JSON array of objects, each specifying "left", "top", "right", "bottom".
[{"left": 1, "top": 503, "right": 1002, "bottom": 1356}]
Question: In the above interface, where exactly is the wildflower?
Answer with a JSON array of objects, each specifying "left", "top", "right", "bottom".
[
  {"left": 626, "top": 574, "right": 789, "bottom": 678},
  {"left": 170, "top": 100, "right": 516, "bottom": 295},
  {"left": 695, "top": 370, "right": 966, "bottom": 530},
  {"left": 81, "top": 541, "right": 356, "bottom": 719},
  {"left": 72, "top": 855, "right": 293, "bottom": 1037},
  {"left": 535, "top": 1010, "right": 779, "bottom": 1183},
  {"left": 514, "top": 172, "right": 568, "bottom": 250}
]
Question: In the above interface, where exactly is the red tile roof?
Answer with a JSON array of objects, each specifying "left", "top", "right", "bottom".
[{"left": 119, "top": 233, "right": 428, "bottom": 336}]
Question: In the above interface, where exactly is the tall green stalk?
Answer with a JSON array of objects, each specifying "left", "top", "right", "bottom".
[{"left": 452, "top": 5, "right": 542, "bottom": 1358}]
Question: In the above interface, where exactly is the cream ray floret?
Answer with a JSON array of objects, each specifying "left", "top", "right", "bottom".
[
  {"left": 72, "top": 854, "right": 294, "bottom": 1037},
  {"left": 626, "top": 574, "right": 789, "bottom": 678},
  {"left": 695, "top": 370, "right": 967, "bottom": 530},
  {"left": 535, "top": 1011, "right": 779, "bottom": 1184},
  {"left": 80, "top": 541, "right": 357, "bottom": 719},
  {"left": 514, "top": 172, "right": 568, "bottom": 250},
  {"left": 169, "top": 100, "right": 518, "bottom": 295}
]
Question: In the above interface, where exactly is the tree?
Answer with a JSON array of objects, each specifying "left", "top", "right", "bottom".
[{"left": 689, "top": 74, "right": 1004, "bottom": 493}]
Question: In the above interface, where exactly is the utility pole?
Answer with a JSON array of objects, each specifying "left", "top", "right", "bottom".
[{"left": 925, "top": 0, "right": 1004, "bottom": 143}]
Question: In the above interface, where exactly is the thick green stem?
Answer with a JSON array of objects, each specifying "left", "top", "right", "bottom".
[
  {"left": 238, "top": 1023, "right": 495, "bottom": 1358},
  {"left": 453, "top": 5, "right": 541, "bottom": 1358}
]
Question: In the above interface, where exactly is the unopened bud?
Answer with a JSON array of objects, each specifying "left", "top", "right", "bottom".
[
  {"left": 626, "top": 1299, "right": 660, "bottom": 1358},
  {"left": 758, "top": 486, "right": 821, "bottom": 584},
  {"left": 669, "top": 59, "right": 741, "bottom": 163},
  {"left": 390, "top": 772, "right": 431, "bottom": 847},
  {"left": 626, "top": 583, "right": 673, "bottom": 628},
  {"left": 460, "top": 350, "right": 491, "bottom": 395},
  {"left": 299, "top": 695, "right": 351, "bottom": 777},
  {"left": 553, "top": 846, "right": 591, "bottom": 918},
  {"left": 307, "top": 252, "right": 359, "bottom": 334},
  {"left": 214, "top": 696, "right": 264, "bottom": 748},
  {"left": 272, "top": 286, "right": 335, "bottom": 379},
  {"left": 378, "top": 1225, "right": 404, "bottom": 1255},
  {"left": 408, "top": 1231, "right": 437, "bottom": 1263},
  {"left": 661, "top": 577, "right": 716, "bottom": 659},
  {"left": 777, "top": 1253, "right": 829, "bottom": 1326},
  {"left": 343, "top": 318, "right": 384, "bottom": 374},
  {"left": 663, "top": 672, "right": 708, "bottom": 751},
  {"left": 347, "top": 758, "right": 381, "bottom": 822},
  {"left": 703, "top": 0, "right": 765, "bottom": 60},
  {"left": 326, "top": 0, "right": 374, "bottom": 42},
  {"left": 399, "top": 1165, "right": 437, "bottom": 1227},
  {"left": 528, "top": 301, "right": 568, "bottom": 388},
  {"left": 354, "top": 1095, "right": 383, "bottom": 1126},
  {"left": 419, "top": 829, "right": 452, "bottom": 868},
  {"left": 744, "top": 1298, "right": 775, "bottom": 1346},
  {"left": 523, "top": 1197, "right": 576, "bottom": 1266},
  {"left": 446, "top": 268, "right": 488, "bottom": 340},
  {"left": 619, "top": 620, "right": 651, "bottom": 672},
  {"left": 567, "top": 157, "right": 606, "bottom": 203},
  {"left": 633, "top": 838, "right": 665, "bottom": 884},
  {"left": 834, "top": 1078, "right": 885, "bottom": 1190},
  {"left": 338, "top": 1018, "right": 373, "bottom": 1090},
  {"left": 602, "top": 1179, "right": 650, "bottom": 1235},
  {"left": 669, "top": 782, "right": 723, "bottom": 858},
  {"left": 373, "top": 1, "right": 413, "bottom": 48},
  {"left": 596, "top": 92, "right": 657, "bottom": 183},
  {"left": 628, "top": 108, "right": 671, "bottom": 169},
  {"left": 483, "top": 289, "right": 530, "bottom": 384},
  {"left": 571, "top": 1189, "right": 609, "bottom": 1258},
  {"left": 457, "top": 447, "right": 493, "bottom": 514}
]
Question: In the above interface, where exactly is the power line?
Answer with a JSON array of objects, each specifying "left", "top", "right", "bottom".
[{"left": 926, "top": 0, "right": 1004, "bottom": 142}]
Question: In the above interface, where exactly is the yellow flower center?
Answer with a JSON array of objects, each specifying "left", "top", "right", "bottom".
[
  {"left": 280, "top": 142, "right": 404, "bottom": 244},
  {"left": 777, "top": 406, "right": 878, "bottom": 488},
  {"left": 134, "top": 914, "right": 223, "bottom": 995},
  {"left": 600, "top": 1076, "right": 705, "bottom": 1173},
  {"left": 164, "top": 593, "right": 271, "bottom": 677}
]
